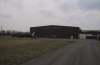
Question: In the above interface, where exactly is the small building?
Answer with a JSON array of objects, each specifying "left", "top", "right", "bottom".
[
  {"left": 80, "top": 30, "right": 100, "bottom": 39},
  {"left": 30, "top": 25, "right": 81, "bottom": 39}
]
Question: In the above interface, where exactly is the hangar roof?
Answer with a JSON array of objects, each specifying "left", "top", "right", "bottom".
[{"left": 30, "top": 25, "right": 80, "bottom": 29}]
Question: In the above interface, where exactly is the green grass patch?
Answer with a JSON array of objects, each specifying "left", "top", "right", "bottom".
[{"left": 0, "top": 37, "right": 75, "bottom": 65}]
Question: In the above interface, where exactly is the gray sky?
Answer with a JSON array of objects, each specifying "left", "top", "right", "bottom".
[{"left": 0, "top": 0, "right": 100, "bottom": 32}]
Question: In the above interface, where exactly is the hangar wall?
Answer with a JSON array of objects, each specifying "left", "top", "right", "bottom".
[{"left": 30, "top": 25, "right": 81, "bottom": 39}]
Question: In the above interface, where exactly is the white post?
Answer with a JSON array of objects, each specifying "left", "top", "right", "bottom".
[
  {"left": 32, "top": 32, "right": 35, "bottom": 37},
  {"left": 71, "top": 36, "right": 73, "bottom": 39}
]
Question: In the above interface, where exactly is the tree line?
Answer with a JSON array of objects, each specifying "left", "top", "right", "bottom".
[{"left": 0, "top": 30, "right": 29, "bottom": 35}]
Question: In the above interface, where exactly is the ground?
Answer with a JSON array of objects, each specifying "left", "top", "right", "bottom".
[{"left": 0, "top": 37, "right": 75, "bottom": 65}]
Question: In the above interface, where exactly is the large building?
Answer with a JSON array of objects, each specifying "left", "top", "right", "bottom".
[
  {"left": 30, "top": 25, "right": 100, "bottom": 39},
  {"left": 30, "top": 25, "right": 81, "bottom": 38}
]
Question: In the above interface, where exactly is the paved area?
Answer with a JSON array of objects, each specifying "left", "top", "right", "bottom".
[{"left": 21, "top": 39, "right": 100, "bottom": 65}]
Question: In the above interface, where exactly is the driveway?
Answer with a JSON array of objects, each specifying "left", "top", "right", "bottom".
[{"left": 21, "top": 39, "right": 100, "bottom": 65}]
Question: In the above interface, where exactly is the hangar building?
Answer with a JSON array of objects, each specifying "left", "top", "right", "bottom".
[{"left": 30, "top": 25, "right": 81, "bottom": 38}]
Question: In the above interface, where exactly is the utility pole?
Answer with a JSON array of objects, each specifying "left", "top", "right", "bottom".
[{"left": 1, "top": 26, "right": 2, "bottom": 31}]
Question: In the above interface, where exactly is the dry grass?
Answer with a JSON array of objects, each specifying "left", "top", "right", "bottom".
[{"left": 0, "top": 37, "right": 75, "bottom": 65}]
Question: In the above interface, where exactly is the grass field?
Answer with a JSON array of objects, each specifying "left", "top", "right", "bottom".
[{"left": 0, "top": 37, "right": 75, "bottom": 65}]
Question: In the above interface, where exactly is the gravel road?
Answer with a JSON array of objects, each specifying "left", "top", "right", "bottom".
[{"left": 21, "top": 39, "right": 100, "bottom": 65}]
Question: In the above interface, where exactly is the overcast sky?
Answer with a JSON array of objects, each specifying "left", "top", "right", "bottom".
[{"left": 0, "top": 0, "right": 100, "bottom": 32}]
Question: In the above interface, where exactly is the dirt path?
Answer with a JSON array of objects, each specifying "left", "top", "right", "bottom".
[{"left": 21, "top": 39, "right": 100, "bottom": 65}]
